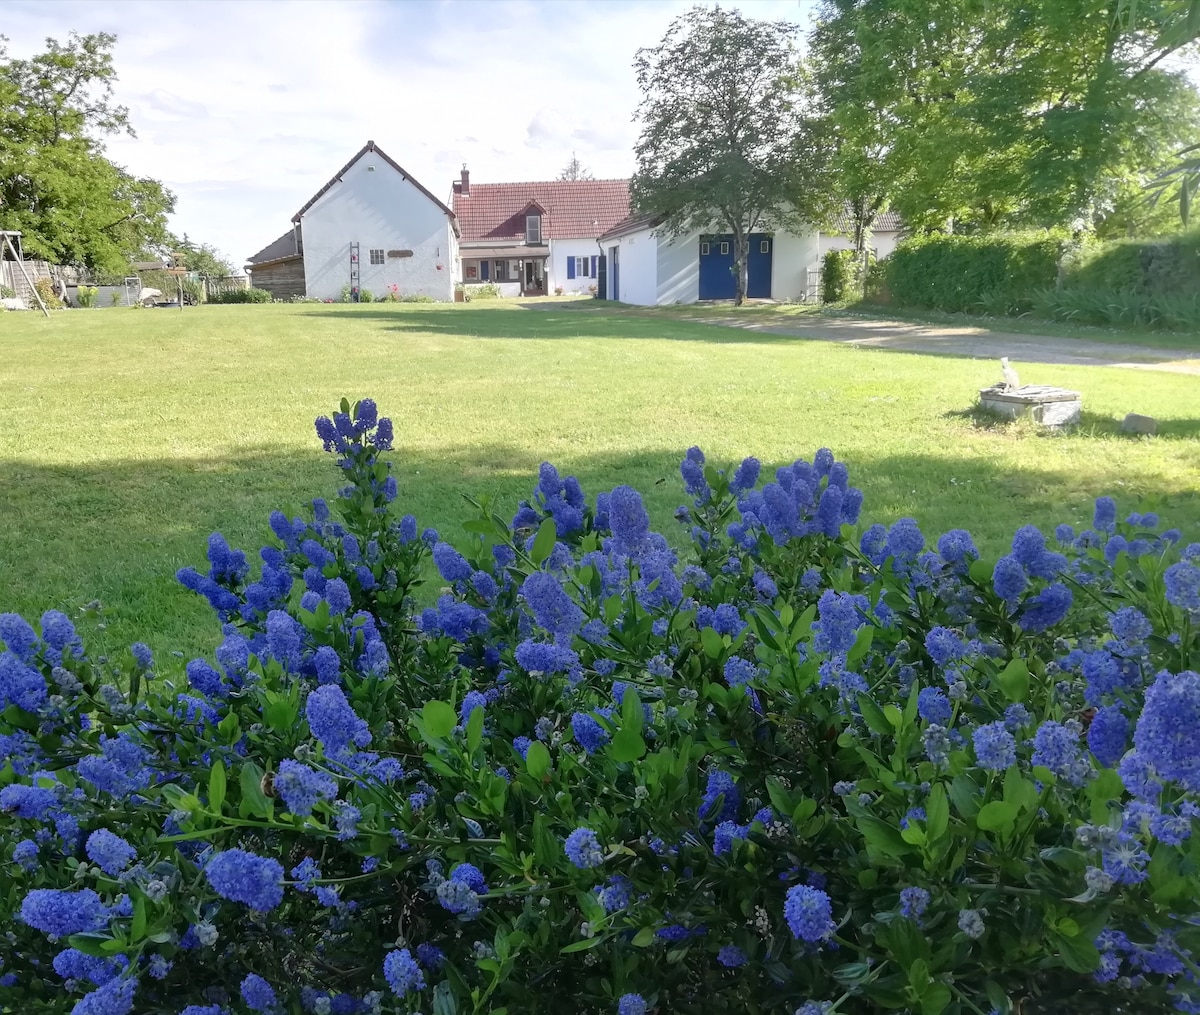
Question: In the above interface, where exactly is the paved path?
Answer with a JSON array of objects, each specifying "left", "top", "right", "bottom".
[{"left": 662, "top": 310, "right": 1200, "bottom": 375}]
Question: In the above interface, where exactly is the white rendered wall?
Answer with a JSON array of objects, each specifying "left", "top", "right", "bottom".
[
  {"left": 605, "top": 229, "right": 657, "bottom": 305},
  {"left": 656, "top": 229, "right": 700, "bottom": 305},
  {"left": 772, "top": 230, "right": 822, "bottom": 302},
  {"left": 818, "top": 230, "right": 899, "bottom": 261},
  {"left": 548, "top": 238, "right": 602, "bottom": 294},
  {"left": 301, "top": 154, "right": 456, "bottom": 301}
]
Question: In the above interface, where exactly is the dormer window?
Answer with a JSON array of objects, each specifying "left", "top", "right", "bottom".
[{"left": 526, "top": 213, "right": 542, "bottom": 244}]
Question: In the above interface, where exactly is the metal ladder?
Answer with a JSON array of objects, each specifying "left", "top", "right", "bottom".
[{"left": 349, "top": 242, "right": 361, "bottom": 302}]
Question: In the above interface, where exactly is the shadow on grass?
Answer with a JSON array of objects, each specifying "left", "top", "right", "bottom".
[
  {"left": 3, "top": 442, "right": 1199, "bottom": 666},
  {"left": 943, "top": 405, "right": 1200, "bottom": 441}
]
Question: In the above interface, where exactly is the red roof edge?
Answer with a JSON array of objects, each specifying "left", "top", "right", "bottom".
[{"left": 292, "top": 141, "right": 459, "bottom": 235}]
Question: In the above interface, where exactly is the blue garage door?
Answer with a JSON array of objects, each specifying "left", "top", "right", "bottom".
[{"left": 698, "top": 234, "right": 773, "bottom": 300}]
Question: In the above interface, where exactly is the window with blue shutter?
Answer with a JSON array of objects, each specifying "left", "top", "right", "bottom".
[
  {"left": 480, "top": 260, "right": 489, "bottom": 281},
  {"left": 566, "top": 258, "right": 575, "bottom": 280},
  {"left": 590, "top": 255, "right": 597, "bottom": 278}
]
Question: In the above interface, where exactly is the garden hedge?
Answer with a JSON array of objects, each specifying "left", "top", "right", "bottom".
[{"left": 2, "top": 398, "right": 1200, "bottom": 1015}]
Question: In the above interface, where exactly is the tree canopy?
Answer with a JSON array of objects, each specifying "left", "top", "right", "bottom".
[
  {"left": 557, "top": 152, "right": 594, "bottom": 182},
  {"left": 0, "top": 32, "right": 175, "bottom": 272},
  {"left": 630, "top": 6, "right": 832, "bottom": 304}
]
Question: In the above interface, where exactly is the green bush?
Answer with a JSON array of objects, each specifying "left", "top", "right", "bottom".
[
  {"left": 464, "top": 282, "right": 501, "bottom": 300},
  {"left": 883, "top": 233, "right": 1064, "bottom": 314},
  {"left": 0, "top": 284, "right": 15, "bottom": 299},
  {"left": 181, "top": 279, "right": 204, "bottom": 306},
  {"left": 211, "top": 287, "right": 273, "bottom": 305},
  {"left": 76, "top": 286, "right": 99, "bottom": 308},
  {"left": 821, "top": 249, "right": 859, "bottom": 304},
  {"left": 33, "top": 277, "right": 63, "bottom": 309},
  {"left": 1065, "top": 232, "right": 1200, "bottom": 296},
  {"left": 1033, "top": 286, "right": 1200, "bottom": 331},
  {"left": 339, "top": 285, "right": 374, "bottom": 304}
]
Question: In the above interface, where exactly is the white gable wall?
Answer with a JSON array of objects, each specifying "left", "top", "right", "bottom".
[
  {"left": 606, "top": 229, "right": 657, "bottom": 305},
  {"left": 656, "top": 229, "right": 700, "bottom": 305},
  {"left": 548, "top": 238, "right": 602, "bottom": 295},
  {"left": 300, "top": 155, "right": 456, "bottom": 301},
  {"left": 819, "top": 230, "right": 899, "bottom": 261},
  {"left": 772, "top": 231, "right": 821, "bottom": 302}
]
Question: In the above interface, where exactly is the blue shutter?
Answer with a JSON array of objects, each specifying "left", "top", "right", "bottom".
[
  {"left": 480, "top": 260, "right": 489, "bottom": 281},
  {"left": 567, "top": 258, "right": 575, "bottom": 280},
  {"left": 590, "top": 256, "right": 597, "bottom": 278}
]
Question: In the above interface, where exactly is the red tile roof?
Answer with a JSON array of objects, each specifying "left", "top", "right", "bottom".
[{"left": 453, "top": 179, "right": 630, "bottom": 243}]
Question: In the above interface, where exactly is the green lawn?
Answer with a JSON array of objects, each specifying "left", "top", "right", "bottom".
[{"left": 2, "top": 301, "right": 1197, "bottom": 666}]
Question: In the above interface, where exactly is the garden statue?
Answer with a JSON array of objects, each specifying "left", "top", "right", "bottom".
[{"left": 1000, "top": 356, "right": 1021, "bottom": 391}]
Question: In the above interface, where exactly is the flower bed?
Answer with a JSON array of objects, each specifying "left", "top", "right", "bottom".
[{"left": 2, "top": 398, "right": 1199, "bottom": 1015}]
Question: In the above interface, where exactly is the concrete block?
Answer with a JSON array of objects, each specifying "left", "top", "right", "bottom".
[{"left": 979, "top": 385, "right": 1082, "bottom": 427}]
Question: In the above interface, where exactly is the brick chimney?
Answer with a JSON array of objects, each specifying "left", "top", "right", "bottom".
[{"left": 459, "top": 165, "right": 470, "bottom": 196}]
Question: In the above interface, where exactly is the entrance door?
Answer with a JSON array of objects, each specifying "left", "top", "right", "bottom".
[
  {"left": 699, "top": 234, "right": 773, "bottom": 299},
  {"left": 609, "top": 246, "right": 619, "bottom": 301}
]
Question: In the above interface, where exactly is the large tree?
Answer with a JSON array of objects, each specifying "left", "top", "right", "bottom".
[
  {"left": 0, "top": 32, "right": 174, "bottom": 272},
  {"left": 810, "top": 0, "right": 1200, "bottom": 234},
  {"left": 631, "top": 6, "right": 832, "bottom": 305},
  {"left": 557, "top": 152, "right": 594, "bottom": 182}
]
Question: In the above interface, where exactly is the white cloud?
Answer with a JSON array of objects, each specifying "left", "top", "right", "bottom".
[{"left": 2, "top": 0, "right": 813, "bottom": 266}]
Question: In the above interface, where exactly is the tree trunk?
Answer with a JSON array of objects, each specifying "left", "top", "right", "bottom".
[{"left": 732, "top": 225, "right": 749, "bottom": 306}]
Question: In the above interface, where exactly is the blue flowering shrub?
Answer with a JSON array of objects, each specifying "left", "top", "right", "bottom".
[{"left": 4, "top": 398, "right": 1200, "bottom": 1015}]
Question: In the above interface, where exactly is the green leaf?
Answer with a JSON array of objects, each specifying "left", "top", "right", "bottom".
[
  {"left": 466, "top": 705, "right": 485, "bottom": 754},
  {"left": 525, "top": 740, "right": 551, "bottom": 780},
  {"left": 432, "top": 982, "right": 458, "bottom": 1015},
  {"left": 560, "top": 935, "right": 605, "bottom": 953},
  {"left": 857, "top": 694, "right": 891, "bottom": 736},
  {"left": 700, "top": 626, "right": 725, "bottom": 659},
  {"left": 632, "top": 926, "right": 656, "bottom": 947},
  {"left": 948, "top": 774, "right": 982, "bottom": 820},
  {"left": 968, "top": 557, "right": 995, "bottom": 584},
  {"left": 1056, "top": 932, "right": 1101, "bottom": 974},
  {"left": 530, "top": 518, "right": 557, "bottom": 565},
  {"left": 921, "top": 983, "right": 951, "bottom": 1015},
  {"left": 238, "top": 763, "right": 274, "bottom": 819},
  {"left": 925, "top": 784, "right": 949, "bottom": 841},
  {"left": 997, "top": 658, "right": 1030, "bottom": 702},
  {"left": 609, "top": 728, "right": 647, "bottom": 763},
  {"left": 621, "top": 687, "right": 644, "bottom": 736},
  {"left": 207, "top": 760, "right": 226, "bottom": 815},
  {"left": 976, "top": 800, "right": 1018, "bottom": 833},
  {"left": 856, "top": 816, "right": 911, "bottom": 856},
  {"left": 883, "top": 703, "right": 904, "bottom": 730},
  {"left": 847, "top": 624, "right": 874, "bottom": 665},
  {"left": 423, "top": 700, "right": 457, "bottom": 739},
  {"left": 130, "top": 893, "right": 147, "bottom": 939},
  {"left": 766, "top": 777, "right": 794, "bottom": 817}
]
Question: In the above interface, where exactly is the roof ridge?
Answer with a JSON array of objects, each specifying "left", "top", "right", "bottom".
[{"left": 461, "top": 178, "right": 629, "bottom": 187}]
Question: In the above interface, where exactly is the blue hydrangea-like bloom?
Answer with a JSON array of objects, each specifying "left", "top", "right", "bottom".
[
  {"left": 958, "top": 909, "right": 985, "bottom": 938},
  {"left": 701, "top": 769, "right": 740, "bottom": 823},
  {"left": 266, "top": 610, "right": 303, "bottom": 672},
  {"left": 415, "top": 943, "right": 445, "bottom": 970},
  {"left": 609, "top": 485, "right": 650, "bottom": 555},
  {"left": 186, "top": 658, "right": 223, "bottom": 698},
  {"left": 565, "top": 827, "right": 605, "bottom": 868},
  {"left": 383, "top": 948, "right": 426, "bottom": 995},
  {"left": 40, "top": 610, "right": 81, "bottom": 663},
  {"left": 1018, "top": 582, "right": 1072, "bottom": 633},
  {"left": 973, "top": 721, "right": 1016, "bottom": 770},
  {"left": 1094, "top": 496, "right": 1117, "bottom": 533},
  {"left": 85, "top": 829, "right": 136, "bottom": 876},
  {"left": 572, "top": 711, "right": 611, "bottom": 753},
  {"left": 1, "top": 782, "right": 58, "bottom": 819},
  {"left": 717, "top": 944, "right": 747, "bottom": 967},
  {"left": 0, "top": 613, "right": 39, "bottom": 661},
  {"left": 1109, "top": 607, "right": 1152, "bottom": 644},
  {"left": 815, "top": 485, "right": 843, "bottom": 538},
  {"left": 312, "top": 645, "right": 341, "bottom": 686},
  {"left": 129, "top": 642, "right": 153, "bottom": 671},
  {"left": 751, "top": 569, "right": 778, "bottom": 599},
  {"left": 1102, "top": 837, "right": 1150, "bottom": 884},
  {"left": 1165, "top": 562, "right": 1200, "bottom": 610},
  {"left": 520, "top": 572, "right": 584, "bottom": 641},
  {"left": 917, "top": 687, "right": 952, "bottom": 725},
  {"left": 515, "top": 640, "right": 578, "bottom": 675},
  {"left": 52, "top": 948, "right": 122, "bottom": 986},
  {"left": 724, "top": 657, "right": 758, "bottom": 689},
  {"left": 1031, "top": 721, "right": 1084, "bottom": 783},
  {"left": 449, "top": 862, "right": 487, "bottom": 894},
  {"left": 13, "top": 838, "right": 38, "bottom": 871},
  {"left": 1011, "top": 525, "right": 1048, "bottom": 569},
  {"left": 76, "top": 734, "right": 150, "bottom": 798},
  {"left": 324, "top": 578, "right": 352, "bottom": 616},
  {"left": 618, "top": 995, "right": 647, "bottom": 1015},
  {"left": 306, "top": 685, "right": 370, "bottom": 754},
  {"left": 1118, "top": 750, "right": 1162, "bottom": 801},
  {"left": 784, "top": 884, "right": 835, "bottom": 943},
  {"left": 460, "top": 690, "right": 487, "bottom": 726},
  {"left": 598, "top": 875, "right": 633, "bottom": 913},
  {"left": 433, "top": 542, "right": 473, "bottom": 583},
  {"left": 714, "top": 820, "right": 749, "bottom": 855},
  {"left": 512, "top": 736, "right": 532, "bottom": 759},
  {"left": 1055, "top": 523, "right": 1075, "bottom": 544},
  {"left": 70, "top": 977, "right": 136, "bottom": 1015},
  {"left": 436, "top": 877, "right": 482, "bottom": 917},
  {"left": 730, "top": 457, "right": 760, "bottom": 494},
  {"left": 861, "top": 524, "right": 888, "bottom": 565},
  {"left": 1088, "top": 705, "right": 1129, "bottom": 768},
  {"left": 0, "top": 651, "right": 48, "bottom": 712},
  {"left": 899, "top": 886, "right": 930, "bottom": 921},
  {"left": 841, "top": 487, "right": 864, "bottom": 525},
  {"left": 925, "top": 627, "right": 966, "bottom": 668},
  {"left": 1104, "top": 535, "right": 1128, "bottom": 564},
  {"left": 885, "top": 518, "right": 924, "bottom": 561},
  {"left": 1134, "top": 670, "right": 1200, "bottom": 791},
  {"left": 204, "top": 849, "right": 284, "bottom": 911},
  {"left": 937, "top": 529, "right": 978, "bottom": 568},
  {"left": 275, "top": 759, "right": 338, "bottom": 816},
  {"left": 20, "top": 888, "right": 110, "bottom": 936},
  {"left": 680, "top": 450, "right": 711, "bottom": 503},
  {"left": 241, "top": 973, "right": 278, "bottom": 1012},
  {"left": 814, "top": 590, "right": 864, "bottom": 656},
  {"left": 992, "top": 556, "right": 1027, "bottom": 607}
]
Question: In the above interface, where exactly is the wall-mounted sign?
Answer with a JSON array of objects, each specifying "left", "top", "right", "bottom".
[{"left": 388, "top": 250, "right": 413, "bottom": 258}]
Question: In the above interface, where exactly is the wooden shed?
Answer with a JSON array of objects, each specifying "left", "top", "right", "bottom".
[{"left": 245, "top": 228, "right": 305, "bottom": 300}]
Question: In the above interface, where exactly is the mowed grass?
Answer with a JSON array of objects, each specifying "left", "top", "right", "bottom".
[{"left": 1, "top": 301, "right": 1197, "bottom": 666}]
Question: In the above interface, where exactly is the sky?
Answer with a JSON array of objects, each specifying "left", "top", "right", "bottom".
[{"left": 4, "top": 0, "right": 817, "bottom": 267}]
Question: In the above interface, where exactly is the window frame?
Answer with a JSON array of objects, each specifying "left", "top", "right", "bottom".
[
  {"left": 700, "top": 241, "right": 710, "bottom": 256},
  {"left": 720, "top": 241, "right": 730, "bottom": 255},
  {"left": 369, "top": 248, "right": 385, "bottom": 265},
  {"left": 526, "top": 214, "right": 542, "bottom": 244},
  {"left": 760, "top": 239, "right": 770, "bottom": 254}
]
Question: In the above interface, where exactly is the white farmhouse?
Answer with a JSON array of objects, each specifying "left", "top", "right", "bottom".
[
  {"left": 596, "top": 209, "right": 903, "bottom": 305},
  {"left": 449, "top": 169, "right": 629, "bottom": 297},
  {"left": 247, "top": 141, "right": 459, "bottom": 301}
]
